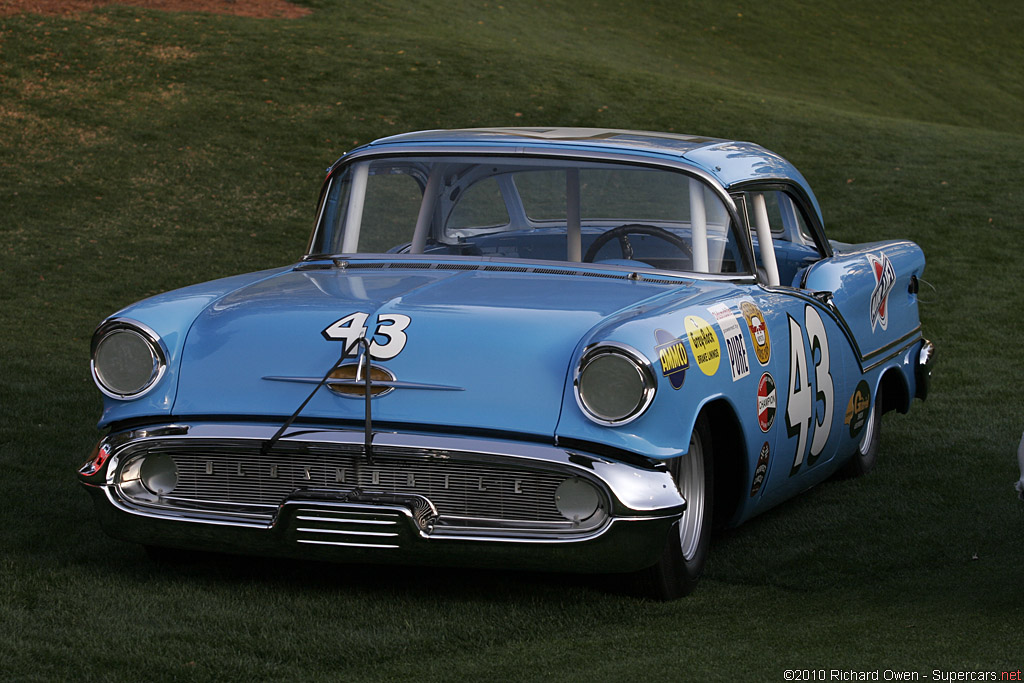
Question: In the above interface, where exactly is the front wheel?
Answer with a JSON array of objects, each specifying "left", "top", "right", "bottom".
[{"left": 637, "top": 415, "right": 714, "bottom": 600}]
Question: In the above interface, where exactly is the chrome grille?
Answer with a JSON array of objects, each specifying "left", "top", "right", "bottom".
[
  {"left": 122, "top": 439, "right": 570, "bottom": 524},
  {"left": 293, "top": 507, "right": 403, "bottom": 549}
]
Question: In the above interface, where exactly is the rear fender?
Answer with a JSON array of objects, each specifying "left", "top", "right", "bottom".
[
  {"left": 879, "top": 365, "right": 911, "bottom": 415},
  {"left": 801, "top": 240, "right": 924, "bottom": 364}
]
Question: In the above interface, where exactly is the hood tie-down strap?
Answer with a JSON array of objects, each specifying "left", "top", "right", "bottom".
[
  {"left": 358, "top": 339, "right": 374, "bottom": 465},
  {"left": 262, "top": 337, "right": 375, "bottom": 463}
]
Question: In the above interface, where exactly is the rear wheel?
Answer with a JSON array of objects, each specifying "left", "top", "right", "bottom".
[
  {"left": 840, "top": 393, "right": 882, "bottom": 478},
  {"left": 638, "top": 415, "right": 714, "bottom": 600}
]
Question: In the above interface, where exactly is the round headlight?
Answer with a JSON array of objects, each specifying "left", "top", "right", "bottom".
[
  {"left": 91, "top": 321, "right": 166, "bottom": 399},
  {"left": 575, "top": 343, "right": 656, "bottom": 425}
]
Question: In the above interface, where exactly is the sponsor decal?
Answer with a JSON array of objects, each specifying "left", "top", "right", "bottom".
[
  {"left": 740, "top": 301, "right": 771, "bottom": 365},
  {"left": 684, "top": 314, "right": 721, "bottom": 376},
  {"left": 655, "top": 328, "right": 689, "bottom": 390},
  {"left": 844, "top": 380, "right": 872, "bottom": 438},
  {"left": 757, "top": 372, "right": 777, "bottom": 432},
  {"left": 750, "top": 441, "right": 771, "bottom": 497},
  {"left": 868, "top": 253, "right": 896, "bottom": 332},
  {"left": 708, "top": 303, "right": 750, "bottom": 382}
]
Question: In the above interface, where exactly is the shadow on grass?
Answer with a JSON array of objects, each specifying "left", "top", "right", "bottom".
[{"left": 99, "top": 543, "right": 629, "bottom": 602}]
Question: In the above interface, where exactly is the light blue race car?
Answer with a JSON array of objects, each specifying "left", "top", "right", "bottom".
[{"left": 79, "top": 128, "right": 934, "bottom": 598}]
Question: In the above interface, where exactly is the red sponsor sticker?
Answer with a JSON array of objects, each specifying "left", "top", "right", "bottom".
[{"left": 757, "top": 372, "right": 777, "bottom": 432}]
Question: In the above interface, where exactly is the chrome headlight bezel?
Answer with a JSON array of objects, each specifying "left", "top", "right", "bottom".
[
  {"left": 574, "top": 342, "right": 657, "bottom": 426},
  {"left": 90, "top": 319, "right": 167, "bottom": 400}
]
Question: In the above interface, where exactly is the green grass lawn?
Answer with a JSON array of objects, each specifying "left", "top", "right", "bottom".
[{"left": 2, "top": 1, "right": 1022, "bottom": 680}]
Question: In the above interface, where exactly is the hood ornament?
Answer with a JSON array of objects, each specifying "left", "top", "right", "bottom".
[{"left": 326, "top": 361, "right": 394, "bottom": 397}]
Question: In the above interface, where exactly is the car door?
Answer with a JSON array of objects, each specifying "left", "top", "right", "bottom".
[{"left": 735, "top": 188, "right": 860, "bottom": 505}]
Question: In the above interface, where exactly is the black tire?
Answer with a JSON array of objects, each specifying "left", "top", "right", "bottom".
[
  {"left": 637, "top": 415, "right": 714, "bottom": 600},
  {"left": 839, "top": 393, "right": 882, "bottom": 478}
]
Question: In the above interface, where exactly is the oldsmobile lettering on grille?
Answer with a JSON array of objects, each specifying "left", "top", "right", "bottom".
[{"left": 193, "top": 458, "right": 530, "bottom": 497}]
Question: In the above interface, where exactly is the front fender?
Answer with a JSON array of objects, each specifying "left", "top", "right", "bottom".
[
  {"left": 94, "top": 267, "right": 291, "bottom": 428},
  {"left": 555, "top": 285, "right": 757, "bottom": 463}
]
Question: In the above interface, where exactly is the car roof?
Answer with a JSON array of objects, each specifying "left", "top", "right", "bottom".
[{"left": 360, "top": 127, "right": 812, "bottom": 191}]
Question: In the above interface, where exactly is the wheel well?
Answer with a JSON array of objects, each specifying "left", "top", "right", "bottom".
[
  {"left": 878, "top": 366, "right": 910, "bottom": 415},
  {"left": 702, "top": 400, "right": 746, "bottom": 529}
]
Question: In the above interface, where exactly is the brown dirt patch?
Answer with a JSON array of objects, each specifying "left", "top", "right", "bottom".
[{"left": 0, "top": 0, "right": 311, "bottom": 18}]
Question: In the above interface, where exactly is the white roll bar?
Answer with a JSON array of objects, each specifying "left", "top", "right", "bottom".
[
  {"left": 410, "top": 166, "right": 444, "bottom": 254},
  {"left": 752, "top": 192, "right": 781, "bottom": 286}
]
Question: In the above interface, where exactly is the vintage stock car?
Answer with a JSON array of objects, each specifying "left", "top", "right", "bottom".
[{"left": 79, "top": 128, "right": 934, "bottom": 598}]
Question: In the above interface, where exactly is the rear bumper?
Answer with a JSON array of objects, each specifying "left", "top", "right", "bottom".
[
  {"left": 79, "top": 423, "right": 685, "bottom": 574},
  {"left": 916, "top": 338, "right": 935, "bottom": 400}
]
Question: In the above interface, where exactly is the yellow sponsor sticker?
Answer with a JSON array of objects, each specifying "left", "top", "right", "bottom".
[
  {"left": 684, "top": 314, "right": 721, "bottom": 376},
  {"left": 844, "top": 380, "right": 872, "bottom": 438}
]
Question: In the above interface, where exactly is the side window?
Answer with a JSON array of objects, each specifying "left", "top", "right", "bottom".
[
  {"left": 513, "top": 170, "right": 566, "bottom": 220},
  {"left": 449, "top": 177, "right": 510, "bottom": 230},
  {"left": 740, "top": 189, "right": 822, "bottom": 287},
  {"left": 775, "top": 192, "right": 813, "bottom": 242},
  {"left": 759, "top": 191, "right": 785, "bottom": 234},
  {"left": 361, "top": 172, "right": 425, "bottom": 252},
  {"left": 747, "top": 190, "right": 811, "bottom": 242}
]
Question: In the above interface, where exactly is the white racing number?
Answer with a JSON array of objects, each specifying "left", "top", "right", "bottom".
[
  {"left": 322, "top": 312, "right": 411, "bottom": 360},
  {"left": 785, "top": 305, "right": 833, "bottom": 475}
]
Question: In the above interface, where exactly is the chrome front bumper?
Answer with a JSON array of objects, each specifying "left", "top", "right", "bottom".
[{"left": 79, "top": 423, "right": 685, "bottom": 573}]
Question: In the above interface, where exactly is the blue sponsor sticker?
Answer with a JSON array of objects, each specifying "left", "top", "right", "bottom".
[{"left": 655, "top": 328, "right": 689, "bottom": 390}]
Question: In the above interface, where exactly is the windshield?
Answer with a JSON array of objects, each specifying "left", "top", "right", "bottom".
[{"left": 310, "top": 156, "right": 750, "bottom": 276}]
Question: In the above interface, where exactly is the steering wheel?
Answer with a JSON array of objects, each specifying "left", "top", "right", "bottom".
[{"left": 582, "top": 224, "right": 692, "bottom": 263}]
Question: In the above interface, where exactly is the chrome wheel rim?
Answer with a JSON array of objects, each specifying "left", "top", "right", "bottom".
[
  {"left": 675, "top": 429, "right": 705, "bottom": 561},
  {"left": 858, "top": 401, "right": 877, "bottom": 454}
]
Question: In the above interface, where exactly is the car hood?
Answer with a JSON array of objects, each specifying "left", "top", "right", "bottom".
[{"left": 172, "top": 266, "right": 693, "bottom": 437}]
